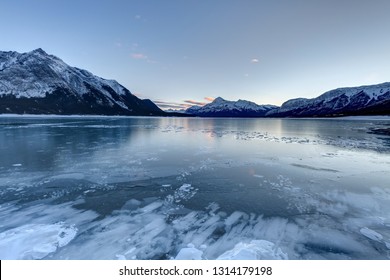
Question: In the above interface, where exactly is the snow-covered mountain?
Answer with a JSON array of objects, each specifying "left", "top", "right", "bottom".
[
  {"left": 266, "top": 82, "right": 390, "bottom": 117},
  {"left": 185, "top": 97, "right": 279, "bottom": 117},
  {"left": 0, "top": 48, "right": 164, "bottom": 115},
  {"left": 164, "top": 108, "right": 187, "bottom": 114}
]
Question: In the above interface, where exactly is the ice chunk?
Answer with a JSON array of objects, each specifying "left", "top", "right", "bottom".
[
  {"left": 116, "top": 254, "right": 126, "bottom": 260},
  {"left": 173, "top": 184, "right": 197, "bottom": 202},
  {"left": 0, "top": 223, "right": 77, "bottom": 259},
  {"left": 179, "top": 183, "right": 192, "bottom": 192},
  {"left": 175, "top": 244, "right": 203, "bottom": 260},
  {"left": 360, "top": 227, "right": 383, "bottom": 242},
  {"left": 225, "top": 211, "right": 244, "bottom": 227},
  {"left": 217, "top": 240, "right": 288, "bottom": 260}
]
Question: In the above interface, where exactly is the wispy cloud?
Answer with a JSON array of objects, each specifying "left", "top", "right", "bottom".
[
  {"left": 135, "top": 15, "right": 141, "bottom": 20},
  {"left": 251, "top": 58, "right": 259, "bottom": 63},
  {"left": 154, "top": 97, "right": 214, "bottom": 110},
  {"left": 131, "top": 53, "right": 148, "bottom": 59},
  {"left": 184, "top": 100, "right": 207, "bottom": 106},
  {"left": 154, "top": 100, "right": 190, "bottom": 110}
]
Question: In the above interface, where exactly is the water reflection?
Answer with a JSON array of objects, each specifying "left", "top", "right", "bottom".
[{"left": 1, "top": 117, "right": 389, "bottom": 173}]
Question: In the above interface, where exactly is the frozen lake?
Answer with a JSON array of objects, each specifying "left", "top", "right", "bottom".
[{"left": 0, "top": 116, "right": 389, "bottom": 260}]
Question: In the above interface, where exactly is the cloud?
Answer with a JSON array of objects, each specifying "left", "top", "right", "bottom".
[
  {"left": 251, "top": 58, "right": 259, "bottom": 63},
  {"left": 131, "top": 52, "right": 156, "bottom": 63},
  {"left": 153, "top": 98, "right": 214, "bottom": 110},
  {"left": 204, "top": 97, "right": 215, "bottom": 102},
  {"left": 135, "top": 15, "right": 141, "bottom": 20},
  {"left": 131, "top": 53, "right": 148, "bottom": 59},
  {"left": 154, "top": 100, "right": 190, "bottom": 110},
  {"left": 164, "top": 97, "right": 216, "bottom": 109},
  {"left": 184, "top": 100, "right": 207, "bottom": 106},
  {"left": 160, "top": 104, "right": 187, "bottom": 110}
]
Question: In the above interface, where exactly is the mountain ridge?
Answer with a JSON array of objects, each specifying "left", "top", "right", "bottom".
[
  {"left": 185, "top": 97, "right": 278, "bottom": 117},
  {"left": 266, "top": 82, "right": 390, "bottom": 117},
  {"left": 0, "top": 48, "right": 166, "bottom": 116}
]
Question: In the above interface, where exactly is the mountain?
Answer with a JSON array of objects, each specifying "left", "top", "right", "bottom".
[
  {"left": 185, "top": 97, "right": 278, "bottom": 117},
  {"left": 0, "top": 48, "right": 165, "bottom": 116},
  {"left": 164, "top": 108, "right": 188, "bottom": 114},
  {"left": 266, "top": 82, "right": 390, "bottom": 117}
]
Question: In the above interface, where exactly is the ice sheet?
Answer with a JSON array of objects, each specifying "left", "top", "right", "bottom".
[{"left": 1, "top": 116, "right": 390, "bottom": 259}]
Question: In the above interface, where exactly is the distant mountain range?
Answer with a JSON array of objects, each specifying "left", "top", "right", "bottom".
[
  {"left": 1, "top": 48, "right": 389, "bottom": 117},
  {"left": 186, "top": 83, "right": 390, "bottom": 118},
  {"left": 0, "top": 49, "right": 166, "bottom": 116},
  {"left": 266, "top": 82, "right": 390, "bottom": 117},
  {"left": 185, "top": 97, "right": 278, "bottom": 117}
]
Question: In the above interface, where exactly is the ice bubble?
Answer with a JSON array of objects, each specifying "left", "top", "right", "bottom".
[{"left": 216, "top": 240, "right": 288, "bottom": 260}]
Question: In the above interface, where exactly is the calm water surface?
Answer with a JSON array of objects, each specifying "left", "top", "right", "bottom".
[{"left": 0, "top": 116, "right": 389, "bottom": 259}]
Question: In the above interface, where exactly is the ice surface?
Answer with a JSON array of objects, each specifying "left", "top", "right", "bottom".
[
  {"left": 1, "top": 178, "right": 389, "bottom": 259},
  {"left": 49, "top": 173, "right": 85, "bottom": 180},
  {"left": 1, "top": 117, "right": 390, "bottom": 259}
]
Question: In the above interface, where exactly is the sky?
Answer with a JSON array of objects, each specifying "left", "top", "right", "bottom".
[{"left": 1, "top": 0, "right": 390, "bottom": 109}]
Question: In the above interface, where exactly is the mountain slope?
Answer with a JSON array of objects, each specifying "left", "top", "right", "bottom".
[
  {"left": 266, "top": 82, "right": 390, "bottom": 117},
  {"left": 0, "top": 48, "right": 165, "bottom": 116},
  {"left": 186, "top": 97, "right": 278, "bottom": 117}
]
